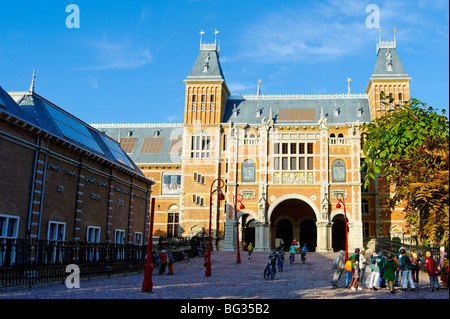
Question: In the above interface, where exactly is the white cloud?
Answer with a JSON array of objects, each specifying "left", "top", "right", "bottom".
[{"left": 76, "top": 38, "right": 152, "bottom": 71}]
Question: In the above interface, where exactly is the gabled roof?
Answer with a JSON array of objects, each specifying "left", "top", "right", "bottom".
[{"left": 2, "top": 87, "right": 147, "bottom": 178}]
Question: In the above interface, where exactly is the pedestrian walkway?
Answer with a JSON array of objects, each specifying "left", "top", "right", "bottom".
[{"left": 0, "top": 252, "right": 448, "bottom": 299}]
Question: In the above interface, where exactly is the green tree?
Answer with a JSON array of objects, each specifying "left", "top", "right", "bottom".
[{"left": 362, "top": 93, "right": 449, "bottom": 245}]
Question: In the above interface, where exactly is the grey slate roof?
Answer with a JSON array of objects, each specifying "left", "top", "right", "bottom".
[
  {"left": 371, "top": 47, "right": 409, "bottom": 79},
  {"left": 222, "top": 95, "right": 372, "bottom": 125},
  {"left": 1, "top": 86, "right": 146, "bottom": 177},
  {"left": 186, "top": 47, "right": 225, "bottom": 81},
  {"left": 91, "top": 124, "right": 184, "bottom": 165}
]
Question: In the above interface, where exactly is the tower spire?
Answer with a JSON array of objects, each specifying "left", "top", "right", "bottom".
[
  {"left": 257, "top": 79, "right": 262, "bottom": 96},
  {"left": 29, "top": 70, "right": 36, "bottom": 94}
]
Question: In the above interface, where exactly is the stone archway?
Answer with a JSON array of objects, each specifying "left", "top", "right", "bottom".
[{"left": 268, "top": 195, "right": 319, "bottom": 251}]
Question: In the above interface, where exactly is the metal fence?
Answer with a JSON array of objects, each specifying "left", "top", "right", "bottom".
[
  {"left": 0, "top": 236, "right": 207, "bottom": 288},
  {"left": 374, "top": 237, "right": 446, "bottom": 262}
]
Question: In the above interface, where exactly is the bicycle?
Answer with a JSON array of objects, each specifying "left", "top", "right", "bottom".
[{"left": 264, "top": 261, "right": 277, "bottom": 280}]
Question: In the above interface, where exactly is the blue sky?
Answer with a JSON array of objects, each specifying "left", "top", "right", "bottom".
[{"left": 0, "top": 0, "right": 448, "bottom": 124}]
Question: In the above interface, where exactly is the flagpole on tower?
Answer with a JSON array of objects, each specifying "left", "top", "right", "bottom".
[
  {"left": 200, "top": 29, "right": 205, "bottom": 48},
  {"left": 347, "top": 77, "right": 351, "bottom": 96}
]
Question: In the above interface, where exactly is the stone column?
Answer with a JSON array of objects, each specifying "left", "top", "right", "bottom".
[
  {"left": 254, "top": 222, "right": 270, "bottom": 251},
  {"left": 316, "top": 222, "right": 333, "bottom": 252}
]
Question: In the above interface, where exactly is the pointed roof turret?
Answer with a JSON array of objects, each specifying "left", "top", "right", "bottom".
[
  {"left": 370, "top": 33, "right": 410, "bottom": 80},
  {"left": 186, "top": 30, "right": 225, "bottom": 81}
]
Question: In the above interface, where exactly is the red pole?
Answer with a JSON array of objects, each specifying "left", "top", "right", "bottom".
[
  {"left": 235, "top": 201, "right": 241, "bottom": 263},
  {"left": 233, "top": 194, "right": 243, "bottom": 264},
  {"left": 142, "top": 197, "right": 155, "bottom": 291},
  {"left": 205, "top": 192, "right": 213, "bottom": 276}
]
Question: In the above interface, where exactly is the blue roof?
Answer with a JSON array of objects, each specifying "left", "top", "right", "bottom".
[{"left": 2, "top": 88, "right": 146, "bottom": 177}]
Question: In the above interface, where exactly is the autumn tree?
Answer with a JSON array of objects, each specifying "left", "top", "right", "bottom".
[{"left": 362, "top": 93, "right": 449, "bottom": 245}]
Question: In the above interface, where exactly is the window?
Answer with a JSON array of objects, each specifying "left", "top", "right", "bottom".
[
  {"left": 363, "top": 222, "right": 370, "bottom": 238},
  {"left": 278, "top": 109, "right": 315, "bottom": 121},
  {"left": 241, "top": 159, "right": 256, "bottom": 183},
  {"left": 141, "top": 137, "right": 165, "bottom": 154},
  {"left": 0, "top": 215, "right": 19, "bottom": 266},
  {"left": 273, "top": 142, "right": 314, "bottom": 172},
  {"left": 191, "top": 131, "right": 211, "bottom": 158},
  {"left": 48, "top": 222, "right": 65, "bottom": 241},
  {"left": 86, "top": 226, "right": 101, "bottom": 261},
  {"left": 167, "top": 205, "right": 179, "bottom": 238},
  {"left": 162, "top": 173, "right": 181, "bottom": 195},
  {"left": 362, "top": 200, "right": 369, "bottom": 216},
  {"left": 119, "top": 137, "right": 137, "bottom": 153},
  {"left": 115, "top": 230, "right": 125, "bottom": 260},
  {"left": 134, "top": 232, "right": 143, "bottom": 245},
  {"left": 87, "top": 226, "right": 100, "bottom": 243},
  {"left": 0, "top": 215, "right": 19, "bottom": 239},
  {"left": 115, "top": 230, "right": 125, "bottom": 244},
  {"left": 332, "top": 159, "right": 346, "bottom": 183}
]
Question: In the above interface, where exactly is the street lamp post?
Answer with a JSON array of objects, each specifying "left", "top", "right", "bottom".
[
  {"left": 142, "top": 197, "right": 156, "bottom": 292},
  {"left": 205, "top": 178, "right": 225, "bottom": 277},
  {"left": 233, "top": 194, "right": 245, "bottom": 264},
  {"left": 335, "top": 193, "right": 348, "bottom": 262}
]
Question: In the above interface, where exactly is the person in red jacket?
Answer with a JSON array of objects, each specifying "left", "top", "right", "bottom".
[
  {"left": 159, "top": 250, "right": 168, "bottom": 275},
  {"left": 423, "top": 251, "right": 440, "bottom": 291}
]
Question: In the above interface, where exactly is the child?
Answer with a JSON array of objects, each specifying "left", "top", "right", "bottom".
[
  {"left": 351, "top": 261, "right": 362, "bottom": 290},
  {"left": 159, "top": 250, "right": 168, "bottom": 275},
  {"left": 423, "top": 251, "right": 440, "bottom": 292},
  {"left": 269, "top": 249, "right": 278, "bottom": 270},
  {"left": 382, "top": 253, "right": 398, "bottom": 294},
  {"left": 247, "top": 242, "right": 253, "bottom": 259},
  {"left": 368, "top": 251, "right": 382, "bottom": 291}
]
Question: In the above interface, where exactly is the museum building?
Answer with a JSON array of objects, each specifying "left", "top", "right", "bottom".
[{"left": 91, "top": 35, "right": 412, "bottom": 253}]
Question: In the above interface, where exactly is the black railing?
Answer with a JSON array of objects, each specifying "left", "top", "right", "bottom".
[
  {"left": 0, "top": 237, "right": 206, "bottom": 288},
  {"left": 374, "top": 237, "right": 446, "bottom": 262}
]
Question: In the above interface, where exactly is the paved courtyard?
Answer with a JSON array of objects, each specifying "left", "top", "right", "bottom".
[{"left": 0, "top": 251, "right": 448, "bottom": 300}]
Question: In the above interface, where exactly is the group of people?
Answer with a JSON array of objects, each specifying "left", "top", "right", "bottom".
[
  {"left": 331, "top": 247, "right": 449, "bottom": 294},
  {"left": 153, "top": 249, "right": 175, "bottom": 275},
  {"left": 267, "top": 241, "right": 309, "bottom": 269}
]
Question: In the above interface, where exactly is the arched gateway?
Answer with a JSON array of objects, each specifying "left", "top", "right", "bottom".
[{"left": 268, "top": 195, "right": 320, "bottom": 252}]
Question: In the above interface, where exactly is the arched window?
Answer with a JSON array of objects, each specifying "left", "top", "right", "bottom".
[
  {"left": 332, "top": 159, "right": 346, "bottom": 183},
  {"left": 241, "top": 159, "right": 256, "bottom": 183}
]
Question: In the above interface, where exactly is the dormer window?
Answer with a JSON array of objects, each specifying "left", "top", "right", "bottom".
[
  {"left": 386, "top": 62, "right": 393, "bottom": 71},
  {"left": 333, "top": 108, "right": 340, "bottom": 117},
  {"left": 357, "top": 104, "right": 363, "bottom": 117},
  {"left": 232, "top": 104, "right": 238, "bottom": 117},
  {"left": 256, "top": 108, "right": 261, "bottom": 117}
]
